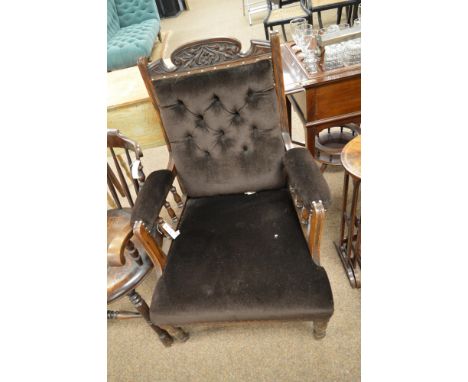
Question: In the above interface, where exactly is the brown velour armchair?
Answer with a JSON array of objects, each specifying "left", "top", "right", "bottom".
[{"left": 131, "top": 31, "right": 334, "bottom": 344}]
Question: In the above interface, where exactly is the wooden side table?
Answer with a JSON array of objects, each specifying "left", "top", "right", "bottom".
[
  {"left": 335, "top": 135, "right": 361, "bottom": 288},
  {"left": 281, "top": 42, "right": 361, "bottom": 171}
]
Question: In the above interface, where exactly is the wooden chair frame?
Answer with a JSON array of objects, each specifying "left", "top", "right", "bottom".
[
  {"left": 136, "top": 31, "right": 326, "bottom": 268},
  {"left": 107, "top": 129, "right": 189, "bottom": 347},
  {"left": 134, "top": 31, "right": 329, "bottom": 339}
]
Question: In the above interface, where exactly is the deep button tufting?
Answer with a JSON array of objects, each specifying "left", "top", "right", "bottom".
[
  {"left": 252, "top": 125, "right": 257, "bottom": 130},
  {"left": 186, "top": 133, "right": 192, "bottom": 139},
  {"left": 204, "top": 150, "right": 210, "bottom": 157},
  {"left": 243, "top": 145, "right": 248, "bottom": 151},
  {"left": 219, "top": 129, "right": 225, "bottom": 135},
  {"left": 212, "top": 94, "right": 219, "bottom": 101},
  {"left": 197, "top": 114, "right": 204, "bottom": 120}
]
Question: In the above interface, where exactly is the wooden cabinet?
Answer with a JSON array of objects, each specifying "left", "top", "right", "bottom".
[{"left": 281, "top": 42, "right": 361, "bottom": 166}]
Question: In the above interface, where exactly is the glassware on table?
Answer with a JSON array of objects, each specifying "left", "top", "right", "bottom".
[
  {"left": 290, "top": 18, "right": 307, "bottom": 50},
  {"left": 343, "top": 38, "right": 361, "bottom": 66},
  {"left": 303, "top": 54, "right": 318, "bottom": 73},
  {"left": 326, "top": 24, "right": 340, "bottom": 33},
  {"left": 298, "top": 24, "right": 314, "bottom": 56},
  {"left": 324, "top": 43, "right": 345, "bottom": 70}
]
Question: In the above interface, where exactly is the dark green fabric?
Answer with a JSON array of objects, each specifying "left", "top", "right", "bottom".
[
  {"left": 150, "top": 188, "right": 334, "bottom": 325},
  {"left": 107, "top": 0, "right": 120, "bottom": 41},
  {"left": 107, "top": 0, "right": 160, "bottom": 71},
  {"left": 153, "top": 59, "right": 287, "bottom": 197},
  {"left": 114, "top": 0, "right": 160, "bottom": 28},
  {"left": 107, "top": 19, "right": 159, "bottom": 71}
]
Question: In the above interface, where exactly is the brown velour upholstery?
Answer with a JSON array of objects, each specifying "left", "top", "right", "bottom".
[
  {"left": 150, "top": 188, "right": 334, "bottom": 325},
  {"left": 130, "top": 169, "right": 174, "bottom": 230},
  {"left": 137, "top": 36, "right": 335, "bottom": 338},
  {"left": 153, "top": 59, "right": 286, "bottom": 197},
  {"left": 283, "top": 147, "right": 331, "bottom": 209}
]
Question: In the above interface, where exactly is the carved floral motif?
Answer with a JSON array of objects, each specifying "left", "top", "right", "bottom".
[
  {"left": 148, "top": 38, "right": 271, "bottom": 76},
  {"left": 172, "top": 42, "right": 242, "bottom": 69}
]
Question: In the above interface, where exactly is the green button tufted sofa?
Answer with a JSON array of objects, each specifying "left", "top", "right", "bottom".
[{"left": 107, "top": 0, "right": 161, "bottom": 71}]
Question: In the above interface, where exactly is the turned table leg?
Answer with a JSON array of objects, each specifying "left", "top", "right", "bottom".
[
  {"left": 128, "top": 290, "right": 174, "bottom": 347},
  {"left": 335, "top": 168, "right": 361, "bottom": 288}
]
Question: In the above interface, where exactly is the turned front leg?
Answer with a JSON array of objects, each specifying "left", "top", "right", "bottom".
[
  {"left": 128, "top": 290, "right": 173, "bottom": 347},
  {"left": 162, "top": 326, "right": 190, "bottom": 343},
  {"left": 313, "top": 318, "right": 330, "bottom": 340}
]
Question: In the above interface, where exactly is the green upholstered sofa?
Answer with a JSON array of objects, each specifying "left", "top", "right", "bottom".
[{"left": 107, "top": 0, "right": 161, "bottom": 71}]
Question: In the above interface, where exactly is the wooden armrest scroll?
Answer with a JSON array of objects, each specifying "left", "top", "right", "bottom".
[
  {"left": 308, "top": 200, "right": 326, "bottom": 265},
  {"left": 107, "top": 224, "right": 133, "bottom": 267},
  {"left": 133, "top": 221, "right": 167, "bottom": 271}
]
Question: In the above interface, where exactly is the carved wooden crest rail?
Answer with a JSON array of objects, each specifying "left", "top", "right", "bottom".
[
  {"left": 172, "top": 39, "right": 242, "bottom": 69},
  {"left": 148, "top": 38, "right": 272, "bottom": 79}
]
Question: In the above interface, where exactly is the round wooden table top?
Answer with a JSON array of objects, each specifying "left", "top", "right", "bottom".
[{"left": 341, "top": 135, "right": 361, "bottom": 179}]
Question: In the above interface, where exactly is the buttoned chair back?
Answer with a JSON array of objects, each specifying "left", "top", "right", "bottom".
[{"left": 138, "top": 39, "right": 288, "bottom": 197}]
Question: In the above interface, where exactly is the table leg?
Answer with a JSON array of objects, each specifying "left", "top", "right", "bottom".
[
  {"left": 346, "top": 178, "right": 360, "bottom": 260},
  {"left": 339, "top": 171, "right": 349, "bottom": 243},
  {"left": 335, "top": 171, "right": 361, "bottom": 288}
]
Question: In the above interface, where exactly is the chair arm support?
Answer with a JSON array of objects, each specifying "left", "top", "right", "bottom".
[
  {"left": 130, "top": 169, "right": 175, "bottom": 230},
  {"left": 107, "top": 224, "right": 133, "bottom": 267},
  {"left": 283, "top": 147, "right": 331, "bottom": 209}
]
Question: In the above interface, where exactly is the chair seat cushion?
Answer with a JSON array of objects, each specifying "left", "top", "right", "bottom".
[
  {"left": 150, "top": 188, "right": 333, "bottom": 325},
  {"left": 107, "top": 19, "right": 159, "bottom": 71}
]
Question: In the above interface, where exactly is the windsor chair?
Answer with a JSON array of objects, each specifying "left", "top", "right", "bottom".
[
  {"left": 107, "top": 129, "right": 188, "bottom": 347},
  {"left": 133, "top": 31, "right": 334, "bottom": 343}
]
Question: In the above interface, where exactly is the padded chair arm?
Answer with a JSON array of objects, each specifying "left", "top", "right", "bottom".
[
  {"left": 130, "top": 170, "right": 175, "bottom": 230},
  {"left": 283, "top": 147, "right": 331, "bottom": 209}
]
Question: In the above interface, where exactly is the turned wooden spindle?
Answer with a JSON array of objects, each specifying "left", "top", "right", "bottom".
[
  {"left": 164, "top": 201, "right": 178, "bottom": 223},
  {"left": 107, "top": 310, "right": 141, "bottom": 319},
  {"left": 110, "top": 147, "right": 134, "bottom": 206},
  {"left": 170, "top": 186, "right": 183, "bottom": 208},
  {"left": 126, "top": 240, "right": 143, "bottom": 266},
  {"left": 128, "top": 290, "right": 174, "bottom": 347}
]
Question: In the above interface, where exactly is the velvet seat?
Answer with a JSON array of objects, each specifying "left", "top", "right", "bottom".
[
  {"left": 132, "top": 34, "right": 335, "bottom": 343},
  {"left": 150, "top": 188, "right": 333, "bottom": 325}
]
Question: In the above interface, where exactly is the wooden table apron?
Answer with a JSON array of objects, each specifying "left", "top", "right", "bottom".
[{"left": 281, "top": 42, "right": 361, "bottom": 163}]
